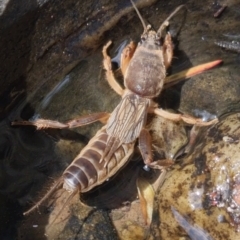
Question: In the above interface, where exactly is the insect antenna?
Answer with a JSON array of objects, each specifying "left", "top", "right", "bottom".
[
  {"left": 24, "top": 177, "right": 64, "bottom": 215},
  {"left": 130, "top": 0, "right": 148, "bottom": 33},
  {"left": 157, "top": 5, "right": 187, "bottom": 38}
]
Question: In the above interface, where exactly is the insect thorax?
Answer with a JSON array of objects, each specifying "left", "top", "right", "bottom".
[{"left": 124, "top": 45, "right": 165, "bottom": 98}]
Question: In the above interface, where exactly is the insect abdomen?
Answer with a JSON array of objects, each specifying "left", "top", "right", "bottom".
[{"left": 63, "top": 126, "right": 135, "bottom": 193}]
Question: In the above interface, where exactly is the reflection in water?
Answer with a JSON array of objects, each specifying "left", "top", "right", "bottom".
[
  {"left": 111, "top": 39, "right": 128, "bottom": 68},
  {"left": 192, "top": 109, "right": 217, "bottom": 121},
  {"left": 223, "top": 33, "right": 240, "bottom": 40},
  {"left": 171, "top": 206, "right": 213, "bottom": 240},
  {"left": 0, "top": 118, "right": 62, "bottom": 239},
  {"left": 215, "top": 40, "right": 240, "bottom": 53},
  {"left": 188, "top": 186, "right": 204, "bottom": 210},
  {"left": 214, "top": 8, "right": 240, "bottom": 53},
  {"left": 80, "top": 158, "right": 142, "bottom": 209},
  {"left": 40, "top": 75, "right": 71, "bottom": 110},
  {"left": 1, "top": 0, "right": 240, "bottom": 239}
]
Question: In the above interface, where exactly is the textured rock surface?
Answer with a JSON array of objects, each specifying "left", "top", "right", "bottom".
[{"left": 1, "top": 0, "right": 240, "bottom": 239}]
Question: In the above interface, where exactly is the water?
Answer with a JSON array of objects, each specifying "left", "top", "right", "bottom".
[{"left": 1, "top": 0, "right": 240, "bottom": 239}]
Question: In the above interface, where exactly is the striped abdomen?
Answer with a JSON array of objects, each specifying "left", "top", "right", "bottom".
[{"left": 63, "top": 126, "right": 135, "bottom": 193}]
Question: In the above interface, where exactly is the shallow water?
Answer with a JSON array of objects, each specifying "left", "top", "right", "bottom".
[{"left": 1, "top": 0, "right": 240, "bottom": 239}]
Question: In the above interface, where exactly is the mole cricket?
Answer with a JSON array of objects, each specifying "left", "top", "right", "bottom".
[{"left": 12, "top": 0, "right": 220, "bottom": 221}]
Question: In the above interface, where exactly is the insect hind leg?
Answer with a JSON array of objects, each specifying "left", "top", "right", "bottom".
[{"left": 12, "top": 112, "right": 110, "bottom": 130}]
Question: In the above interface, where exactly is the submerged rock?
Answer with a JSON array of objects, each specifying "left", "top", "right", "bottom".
[
  {"left": 1, "top": 0, "right": 240, "bottom": 239},
  {"left": 159, "top": 112, "right": 240, "bottom": 239}
]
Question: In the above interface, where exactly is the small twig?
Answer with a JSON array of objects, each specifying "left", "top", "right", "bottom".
[{"left": 214, "top": 4, "right": 227, "bottom": 18}]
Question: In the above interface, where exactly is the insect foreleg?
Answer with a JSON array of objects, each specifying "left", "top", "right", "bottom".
[
  {"left": 162, "top": 32, "right": 174, "bottom": 69},
  {"left": 120, "top": 41, "right": 137, "bottom": 76},
  {"left": 102, "top": 41, "right": 124, "bottom": 96}
]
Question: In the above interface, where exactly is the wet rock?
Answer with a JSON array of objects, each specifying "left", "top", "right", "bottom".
[
  {"left": 178, "top": 0, "right": 240, "bottom": 116},
  {"left": 1, "top": 0, "right": 240, "bottom": 239},
  {"left": 159, "top": 112, "right": 240, "bottom": 239},
  {"left": 148, "top": 114, "right": 188, "bottom": 160},
  {"left": 0, "top": 120, "right": 62, "bottom": 239},
  {"left": 18, "top": 192, "right": 118, "bottom": 240},
  {"left": 110, "top": 114, "right": 190, "bottom": 240},
  {"left": 1, "top": 1, "right": 161, "bottom": 239},
  {"left": 0, "top": 0, "right": 157, "bottom": 119}
]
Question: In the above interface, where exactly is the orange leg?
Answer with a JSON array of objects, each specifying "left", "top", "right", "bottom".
[
  {"left": 102, "top": 41, "right": 124, "bottom": 96},
  {"left": 12, "top": 112, "right": 110, "bottom": 130},
  {"left": 138, "top": 128, "right": 153, "bottom": 166},
  {"left": 102, "top": 41, "right": 137, "bottom": 96},
  {"left": 120, "top": 41, "right": 137, "bottom": 76},
  {"left": 139, "top": 128, "right": 174, "bottom": 169},
  {"left": 165, "top": 60, "right": 222, "bottom": 87},
  {"left": 153, "top": 108, "right": 218, "bottom": 126},
  {"left": 162, "top": 32, "right": 174, "bottom": 69}
]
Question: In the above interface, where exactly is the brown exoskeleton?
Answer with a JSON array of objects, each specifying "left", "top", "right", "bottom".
[
  {"left": 12, "top": 0, "right": 219, "bottom": 222},
  {"left": 101, "top": 1, "right": 218, "bottom": 168}
]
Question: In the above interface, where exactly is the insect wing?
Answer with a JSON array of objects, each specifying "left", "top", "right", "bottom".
[{"left": 106, "top": 94, "right": 149, "bottom": 143}]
